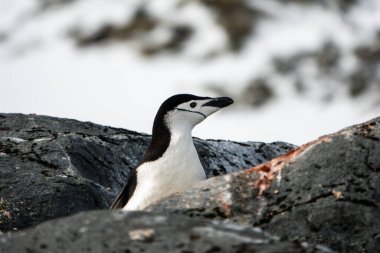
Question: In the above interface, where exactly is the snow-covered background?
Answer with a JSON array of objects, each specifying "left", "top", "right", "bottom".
[{"left": 1, "top": 0, "right": 379, "bottom": 145}]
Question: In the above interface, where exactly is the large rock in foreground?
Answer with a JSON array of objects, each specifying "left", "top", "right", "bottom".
[
  {"left": 149, "top": 117, "right": 380, "bottom": 253},
  {"left": 0, "top": 113, "right": 294, "bottom": 232},
  {"left": 0, "top": 210, "right": 332, "bottom": 253}
]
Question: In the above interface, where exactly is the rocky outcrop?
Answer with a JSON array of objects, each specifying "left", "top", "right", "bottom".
[
  {"left": 149, "top": 117, "right": 380, "bottom": 253},
  {"left": 0, "top": 210, "right": 332, "bottom": 253},
  {"left": 0, "top": 113, "right": 294, "bottom": 232},
  {"left": 2, "top": 113, "right": 379, "bottom": 252}
]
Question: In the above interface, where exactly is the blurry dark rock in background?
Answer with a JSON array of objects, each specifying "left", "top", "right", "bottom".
[
  {"left": 73, "top": 8, "right": 157, "bottom": 47},
  {"left": 200, "top": 0, "right": 265, "bottom": 51},
  {"left": 242, "top": 78, "right": 274, "bottom": 107}
]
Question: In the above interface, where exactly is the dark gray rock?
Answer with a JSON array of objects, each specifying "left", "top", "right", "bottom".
[
  {"left": 0, "top": 210, "right": 332, "bottom": 253},
  {"left": 149, "top": 117, "right": 380, "bottom": 253},
  {"left": 0, "top": 113, "right": 294, "bottom": 232}
]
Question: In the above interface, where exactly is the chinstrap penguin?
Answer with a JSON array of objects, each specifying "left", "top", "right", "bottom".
[{"left": 110, "top": 94, "right": 234, "bottom": 210}]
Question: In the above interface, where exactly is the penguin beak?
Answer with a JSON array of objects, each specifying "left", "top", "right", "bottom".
[{"left": 202, "top": 97, "right": 234, "bottom": 108}]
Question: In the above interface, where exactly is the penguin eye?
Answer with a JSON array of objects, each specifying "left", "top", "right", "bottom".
[{"left": 190, "top": 102, "right": 197, "bottom": 108}]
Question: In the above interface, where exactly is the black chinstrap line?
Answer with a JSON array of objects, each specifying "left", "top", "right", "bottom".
[{"left": 174, "top": 108, "right": 207, "bottom": 118}]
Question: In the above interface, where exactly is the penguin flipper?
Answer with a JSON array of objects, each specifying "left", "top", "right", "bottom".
[{"left": 109, "top": 169, "right": 137, "bottom": 210}]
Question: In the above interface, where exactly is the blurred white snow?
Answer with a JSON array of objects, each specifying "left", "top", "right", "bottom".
[{"left": 0, "top": 0, "right": 379, "bottom": 145}]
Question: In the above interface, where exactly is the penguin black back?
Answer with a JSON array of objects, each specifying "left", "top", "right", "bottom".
[{"left": 109, "top": 169, "right": 137, "bottom": 209}]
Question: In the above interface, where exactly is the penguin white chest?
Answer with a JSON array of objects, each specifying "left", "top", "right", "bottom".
[{"left": 123, "top": 135, "right": 206, "bottom": 210}]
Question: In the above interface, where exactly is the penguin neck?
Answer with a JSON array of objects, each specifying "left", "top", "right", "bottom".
[
  {"left": 169, "top": 121, "right": 194, "bottom": 145},
  {"left": 142, "top": 117, "right": 195, "bottom": 163},
  {"left": 164, "top": 121, "right": 197, "bottom": 166}
]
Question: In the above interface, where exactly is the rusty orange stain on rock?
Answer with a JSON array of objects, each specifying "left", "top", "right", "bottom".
[
  {"left": 222, "top": 202, "right": 232, "bottom": 217},
  {"left": 245, "top": 135, "right": 333, "bottom": 195}
]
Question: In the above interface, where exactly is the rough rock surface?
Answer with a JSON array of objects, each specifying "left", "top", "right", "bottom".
[
  {"left": 149, "top": 117, "right": 380, "bottom": 253},
  {"left": 0, "top": 210, "right": 332, "bottom": 253},
  {"left": 0, "top": 113, "right": 295, "bottom": 232}
]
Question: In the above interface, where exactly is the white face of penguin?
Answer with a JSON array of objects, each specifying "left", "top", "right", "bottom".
[{"left": 165, "top": 97, "right": 234, "bottom": 133}]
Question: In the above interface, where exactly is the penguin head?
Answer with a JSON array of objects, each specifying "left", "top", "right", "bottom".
[
  {"left": 143, "top": 94, "right": 233, "bottom": 162},
  {"left": 154, "top": 94, "right": 234, "bottom": 133}
]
